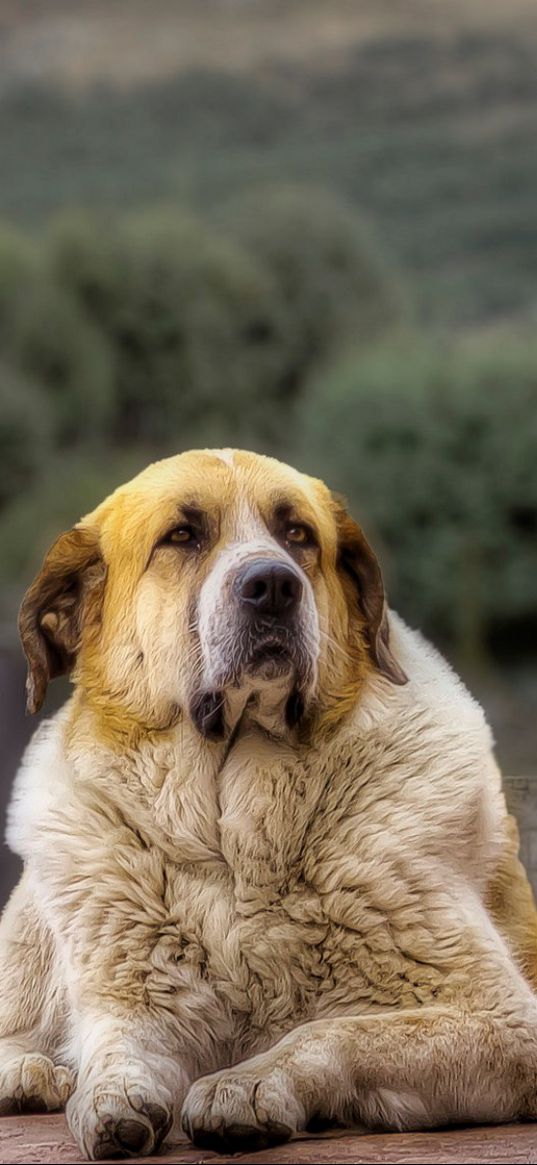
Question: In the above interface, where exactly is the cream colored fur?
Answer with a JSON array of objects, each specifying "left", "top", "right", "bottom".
[{"left": 2, "top": 450, "right": 537, "bottom": 1160}]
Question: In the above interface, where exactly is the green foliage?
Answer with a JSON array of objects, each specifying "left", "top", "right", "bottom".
[
  {"left": 219, "top": 185, "right": 404, "bottom": 389},
  {"left": 0, "top": 365, "right": 52, "bottom": 509},
  {"left": 0, "top": 225, "right": 36, "bottom": 321},
  {"left": 48, "top": 199, "right": 400, "bottom": 448},
  {"left": 298, "top": 337, "right": 537, "bottom": 657},
  {"left": 0, "top": 225, "right": 114, "bottom": 445},
  {"left": 48, "top": 208, "right": 290, "bottom": 445}
]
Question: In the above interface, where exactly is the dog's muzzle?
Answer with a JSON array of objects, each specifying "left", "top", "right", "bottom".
[{"left": 191, "top": 553, "right": 316, "bottom": 739}]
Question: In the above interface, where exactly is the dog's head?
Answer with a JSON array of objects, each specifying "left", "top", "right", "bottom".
[{"left": 19, "top": 450, "right": 406, "bottom": 740}]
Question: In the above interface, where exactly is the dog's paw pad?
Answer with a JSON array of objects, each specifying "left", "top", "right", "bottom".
[{"left": 67, "top": 1075, "right": 173, "bottom": 1161}]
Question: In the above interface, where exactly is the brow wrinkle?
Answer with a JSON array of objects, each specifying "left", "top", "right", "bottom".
[{"left": 181, "top": 503, "right": 205, "bottom": 524}]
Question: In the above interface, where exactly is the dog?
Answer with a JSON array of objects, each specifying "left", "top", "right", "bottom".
[{"left": 1, "top": 447, "right": 537, "bottom": 1160}]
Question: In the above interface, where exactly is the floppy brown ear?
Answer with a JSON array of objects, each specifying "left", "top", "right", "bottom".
[
  {"left": 18, "top": 526, "right": 105, "bottom": 714},
  {"left": 333, "top": 499, "right": 408, "bottom": 686}
]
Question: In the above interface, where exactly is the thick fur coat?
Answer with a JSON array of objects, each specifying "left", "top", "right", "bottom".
[{"left": 1, "top": 449, "right": 537, "bottom": 1160}]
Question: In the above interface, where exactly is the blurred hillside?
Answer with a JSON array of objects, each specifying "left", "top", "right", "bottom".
[
  {"left": 4, "top": 1, "right": 537, "bottom": 82},
  {"left": 2, "top": 1, "right": 537, "bottom": 325},
  {"left": 0, "top": 0, "right": 536, "bottom": 819}
]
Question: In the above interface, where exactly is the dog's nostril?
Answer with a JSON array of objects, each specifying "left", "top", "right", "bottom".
[
  {"left": 238, "top": 559, "right": 303, "bottom": 616},
  {"left": 243, "top": 577, "right": 268, "bottom": 602}
]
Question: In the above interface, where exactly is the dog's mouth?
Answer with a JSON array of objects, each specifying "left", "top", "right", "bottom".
[
  {"left": 190, "top": 628, "right": 312, "bottom": 741},
  {"left": 247, "top": 638, "right": 293, "bottom": 678},
  {"left": 190, "top": 679, "right": 305, "bottom": 741},
  {"left": 190, "top": 690, "right": 226, "bottom": 740}
]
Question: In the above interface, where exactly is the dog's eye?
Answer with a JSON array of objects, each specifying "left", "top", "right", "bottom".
[
  {"left": 165, "top": 525, "right": 197, "bottom": 546},
  {"left": 286, "top": 524, "right": 309, "bottom": 545}
]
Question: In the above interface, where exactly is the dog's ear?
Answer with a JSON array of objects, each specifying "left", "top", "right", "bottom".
[
  {"left": 332, "top": 497, "right": 407, "bottom": 686},
  {"left": 18, "top": 526, "right": 105, "bottom": 714}
]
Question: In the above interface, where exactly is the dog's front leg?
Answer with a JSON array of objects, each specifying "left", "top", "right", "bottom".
[
  {"left": 182, "top": 1000, "right": 537, "bottom": 1152},
  {"left": 32, "top": 831, "right": 195, "bottom": 1161},
  {"left": 67, "top": 1009, "right": 187, "bottom": 1161}
]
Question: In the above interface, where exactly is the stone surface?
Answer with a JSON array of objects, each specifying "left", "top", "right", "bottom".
[{"left": 0, "top": 1116, "right": 536, "bottom": 1165}]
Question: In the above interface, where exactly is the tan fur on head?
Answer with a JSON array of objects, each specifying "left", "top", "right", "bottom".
[{"left": 18, "top": 449, "right": 406, "bottom": 738}]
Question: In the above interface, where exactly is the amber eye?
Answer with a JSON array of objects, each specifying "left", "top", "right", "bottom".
[
  {"left": 285, "top": 524, "right": 309, "bottom": 545},
  {"left": 166, "top": 525, "right": 196, "bottom": 545}
]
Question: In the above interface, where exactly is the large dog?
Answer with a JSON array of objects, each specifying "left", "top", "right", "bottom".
[{"left": 1, "top": 448, "right": 537, "bottom": 1160}]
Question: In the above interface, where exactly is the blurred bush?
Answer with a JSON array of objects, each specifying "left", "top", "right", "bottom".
[
  {"left": 47, "top": 195, "right": 401, "bottom": 448},
  {"left": 0, "top": 225, "right": 114, "bottom": 445},
  {"left": 298, "top": 336, "right": 537, "bottom": 661},
  {"left": 0, "top": 365, "right": 52, "bottom": 509},
  {"left": 219, "top": 185, "right": 404, "bottom": 394},
  {"left": 47, "top": 208, "right": 290, "bottom": 446}
]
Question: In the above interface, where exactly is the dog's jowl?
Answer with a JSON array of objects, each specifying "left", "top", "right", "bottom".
[{"left": 1, "top": 449, "right": 537, "bottom": 1159}]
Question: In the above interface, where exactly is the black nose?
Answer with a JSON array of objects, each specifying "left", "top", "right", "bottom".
[{"left": 238, "top": 559, "right": 303, "bottom": 617}]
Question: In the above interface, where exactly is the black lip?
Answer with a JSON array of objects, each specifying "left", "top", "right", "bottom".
[
  {"left": 286, "top": 688, "right": 305, "bottom": 728},
  {"left": 190, "top": 690, "right": 226, "bottom": 740}
]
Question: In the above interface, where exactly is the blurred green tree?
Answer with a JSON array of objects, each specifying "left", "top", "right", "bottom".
[
  {"left": 219, "top": 184, "right": 405, "bottom": 394},
  {"left": 0, "top": 225, "right": 114, "bottom": 445},
  {"left": 0, "top": 365, "right": 51, "bottom": 509},
  {"left": 47, "top": 208, "right": 289, "bottom": 447},
  {"left": 299, "top": 336, "right": 537, "bottom": 662}
]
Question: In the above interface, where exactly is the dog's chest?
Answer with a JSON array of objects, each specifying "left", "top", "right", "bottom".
[{"left": 151, "top": 731, "right": 446, "bottom": 1066}]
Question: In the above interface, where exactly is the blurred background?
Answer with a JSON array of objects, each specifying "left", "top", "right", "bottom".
[{"left": 0, "top": 0, "right": 536, "bottom": 905}]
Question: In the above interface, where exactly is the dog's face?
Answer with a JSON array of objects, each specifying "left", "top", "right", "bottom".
[{"left": 19, "top": 450, "right": 406, "bottom": 740}]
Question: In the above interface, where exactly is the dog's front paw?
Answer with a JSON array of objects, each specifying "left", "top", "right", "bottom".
[
  {"left": 181, "top": 1059, "right": 305, "bottom": 1153},
  {"left": 0, "top": 1053, "right": 74, "bottom": 1115},
  {"left": 67, "top": 1068, "right": 173, "bottom": 1161}
]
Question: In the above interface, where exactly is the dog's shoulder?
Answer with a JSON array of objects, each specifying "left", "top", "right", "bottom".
[
  {"left": 354, "top": 610, "right": 493, "bottom": 750},
  {"left": 308, "top": 612, "right": 505, "bottom": 893}
]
